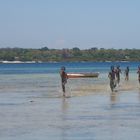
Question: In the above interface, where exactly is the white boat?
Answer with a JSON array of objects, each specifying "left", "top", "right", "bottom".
[{"left": 67, "top": 72, "right": 99, "bottom": 78}]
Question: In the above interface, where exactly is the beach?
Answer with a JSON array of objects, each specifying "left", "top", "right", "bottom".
[
  {"left": 0, "top": 70, "right": 140, "bottom": 140},
  {"left": 1, "top": 0, "right": 140, "bottom": 139}
]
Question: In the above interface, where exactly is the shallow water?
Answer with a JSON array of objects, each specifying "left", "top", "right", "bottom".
[
  {"left": 0, "top": 62, "right": 140, "bottom": 140},
  {"left": 0, "top": 92, "right": 140, "bottom": 140},
  {"left": 0, "top": 71, "right": 140, "bottom": 140}
]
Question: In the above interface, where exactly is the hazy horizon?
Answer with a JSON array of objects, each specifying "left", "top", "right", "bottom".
[{"left": 0, "top": 0, "right": 140, "bottom": 49}]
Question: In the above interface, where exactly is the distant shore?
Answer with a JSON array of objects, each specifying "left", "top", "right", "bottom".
[{"left": 1, "top": 48, "right": 140, "bottom": 62}]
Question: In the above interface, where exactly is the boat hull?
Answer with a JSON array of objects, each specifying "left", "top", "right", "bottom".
[{"left": 67, "top": 72, "right": 99, "bottom": 78}]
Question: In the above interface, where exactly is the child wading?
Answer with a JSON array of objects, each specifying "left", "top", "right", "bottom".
[
  {"left": 60, "top": 66, "right": 68, "bottom": 97},
  {"left": 115, "top": 65, "right": 121, "bottom": 85},
  {"left": 108, "top": 66, "right": 116, "bottom": 92}
]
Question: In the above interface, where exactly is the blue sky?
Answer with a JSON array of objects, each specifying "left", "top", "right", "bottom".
[{"left": 0, "top": 0, "right": 140, "bottom": 49}]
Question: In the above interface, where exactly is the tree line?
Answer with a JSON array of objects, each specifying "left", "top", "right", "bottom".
[{"left": 0, "top": 47, "right": 140, "bottom": 62}]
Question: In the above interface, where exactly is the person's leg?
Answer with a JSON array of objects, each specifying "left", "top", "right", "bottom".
[
  {"left": 125, "top": 74, "right": 128, "bottom": 80},
  {"left": 110, "top": 80, "right": 114, "bottom": 92},
  {"left": 118, "top": 77, "right": 120, "bottom": 84},
  {"left": 62, "top": 83, "right": 66, "bottom": 96}
]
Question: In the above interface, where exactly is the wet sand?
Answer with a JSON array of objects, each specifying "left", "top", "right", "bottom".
[{"left": 0, "top": 74, "right": 140, "bottom": 140}]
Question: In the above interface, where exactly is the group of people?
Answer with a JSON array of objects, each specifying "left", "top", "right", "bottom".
[
  {"left": 60, "top": 65, "right": 140, "bottom": 96},
  {"left": 108, "top": 65, "right": 140, "bottom": 92},
  {"left": 108, "top": 65, "right": 123, "bottom": 92}
]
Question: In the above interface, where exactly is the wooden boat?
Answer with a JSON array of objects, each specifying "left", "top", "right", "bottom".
[{"left": 67, "top": 72, "right": 99, "bottom": 78}]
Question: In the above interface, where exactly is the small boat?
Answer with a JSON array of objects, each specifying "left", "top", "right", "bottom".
[{"left": 67, "top": 72, "right": 99, "bottom": 78}]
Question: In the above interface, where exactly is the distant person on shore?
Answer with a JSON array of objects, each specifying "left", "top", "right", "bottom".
[
  {"left": 137, "top": 66, "right": 140, "bottom": 84},
  {"left": 60, "top": 66, "right": 68, "bottom": 96},
  {"left": 125, "top": 66, "right": 129, "bottom": 81},
  {"left": 108, "top": 66, "right": 116, "bottom": 92},
  {"left": 115, "top": 65, "right": 121, "bottom": 85}
]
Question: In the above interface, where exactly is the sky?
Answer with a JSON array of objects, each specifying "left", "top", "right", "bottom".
[{"left": 0, "top": 0, "right": 140, "bottom": 49}]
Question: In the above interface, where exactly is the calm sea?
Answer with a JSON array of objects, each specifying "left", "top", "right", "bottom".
[
  {"left": 0, "top": 62, "right": 140, "bottom": 140},
  {"left": 0, "top": 61, "right": 139, "bottom": 74}
]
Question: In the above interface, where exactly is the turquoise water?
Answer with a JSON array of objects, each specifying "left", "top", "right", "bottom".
[{"left": 0, "top": 62, "right": 140, "bottom": 140}]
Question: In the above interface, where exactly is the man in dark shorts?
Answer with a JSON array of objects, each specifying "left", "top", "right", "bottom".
[
  {"left": 60, "top": 66, "right": 68, "bottom": 96},
  {"left": 108, "top": 66, "right": 116, "bottom": 92}
]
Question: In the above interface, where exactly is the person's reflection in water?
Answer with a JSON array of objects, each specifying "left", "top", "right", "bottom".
[
  {"left": 109, "top": 92, "right": 119, "bottom": 139},
  {"left": 61, "top": 98, "right": 69, "bottom": 140},
  {"left": 110, "top": 92, "right": 118, "bottom": 106},
  {"left": 138, "top": 90, "right": 140, "bottom": 102},
  {"left": 62, "top": 98, "right": 69, "bottom": 113}
]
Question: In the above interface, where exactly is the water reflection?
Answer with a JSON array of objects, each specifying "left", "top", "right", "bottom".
[
  {"left": 110, "top": 92, "right": 118, "bottom": 106},
  {"left": 61, "top": 98, "right": 69, "bottom": 114},
  {"left": 61, "top": 98, "right": 69, "bottom": 140},
  {"left": 109, "top": 91, "right": 121, "bottom": 139},
  {"left": 138, "top": 89, "right": 140, "bottom": 102}
]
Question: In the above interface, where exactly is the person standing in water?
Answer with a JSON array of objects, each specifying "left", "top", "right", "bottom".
[
  {"left": 137, "top": 66, "right": 140, "bottom": 84},
  {"left": 125, "top": 66, "right": 129, "bottom": 81},
  {"left": 60, "top": 66, "right": 68, "bottom": 96},
  {"left": 115, "top": 65, "right": 121, "bottom": 85},
  {"left": 108, "top": 66, "right": 116, "bottom": 92}
]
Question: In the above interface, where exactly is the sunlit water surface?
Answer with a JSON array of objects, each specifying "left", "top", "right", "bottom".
[{"left": 0, "top": 62, "right": 140, "bottom": 140}]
